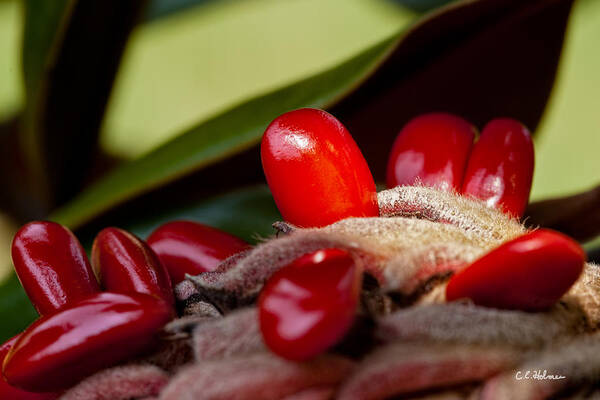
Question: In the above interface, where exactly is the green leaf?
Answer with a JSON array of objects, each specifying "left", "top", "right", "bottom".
[
  {"left": 105, "top": 185, "right": 280, "bottom": 245},
  {"left": 14, "top": 0, "right": 70, "bottom": 216},
  {"left": 0, "top": 0, "right": 24, "bottom": 121},
  {"left": 331, "top": 0, "right": 575, "bottom": 180},
  {"left": 392, "top": 0, "right": 455, "bottom": 13},
  {"left": 49, "top": 33, "right": 399, "bottom": 229},
  {"left": 144, "top": 0, "right": 215, "bottom": 21},
  {"left": 0, "top": 274, "right": 37, "bottom": 342},
  {"left": 530, "top": 0, "right": 600, "bottom": 202},
  {"left": 102, "top": 0, "right": 413, "bottom": 159},
  {"left": 22, "top": 0, "right": 147, "bottom": 208},
  {"left": 21, "top": 0, "right": 70, "bottom": 101}
]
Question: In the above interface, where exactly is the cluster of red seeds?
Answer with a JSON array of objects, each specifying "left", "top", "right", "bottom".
[
  {"left": 0, "top": 107, "right": 586, "bottom": 396},
  {"left": 0, "top": 221, "right": 247, "bottom": 397},
  {"left": 258, "top": 108, "right": 584, "bottom": 360}
]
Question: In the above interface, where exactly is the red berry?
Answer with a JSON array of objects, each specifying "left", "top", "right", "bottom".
[
  {"left": 3, "top": 292, "right": 172, "bottom": 392},
  {"left": 259, "top": 248, "right": 362, "bottom": 361},
  {"left": 386, "top": 113, "right": 475, "bottom": 191},
  {"left": 11, "top": 221, "right": 101, "bottom": 315},
  {"left": 461, "top": 118, "right": 534, "bottom": 217},
  {"left": 0, "top": 336, "right": 60, "bottom": 399},
  {"left": 147, "top": 221, "right": 250, "bottom": 283},
  {"left": 261, "top": 108, "right": 378, "bottom": 227},
  {"left": 446, "top": 229, "right": 585, "bottom": 311},
  {"left": 92, "top": 228, "right": 174, "bottom": 306}
]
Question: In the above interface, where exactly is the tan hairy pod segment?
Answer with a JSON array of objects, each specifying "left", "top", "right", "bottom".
[
  {"left": 182, "top": 186, "right": 599, "bottom": 323},
  {"left": 184, "top": 186, "right": 523, "bottom": 305},
  {"left": 53, "top": 186, "right": 600, "bottom": 400}
]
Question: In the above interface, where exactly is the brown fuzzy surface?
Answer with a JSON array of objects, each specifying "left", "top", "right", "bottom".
[
  {"left": 336, "top": 342, "right": 520, "bottom": 400},
  {"left": 480, "top": 333, "right": 600, "bottom": 400},
  {"left": 565, "top": 262, "right": 600, "bottom": 327},
  {"left": 376, "top": 301, "right": 587, "bottom": 349},
  {"left": 59, "top": 187, "right": 600, "bottom": 400},
  {"left": 61, "top": 365, "right": 169, "bottom": 400},
  {"left": 158, "top": 353, "right": 355, "bottom": 400},
  {"left": 192, "top": 307, "right": 264, "bottom": 361},
  {"left": 377, "top": 186, "right": 525, "bottom": 243}
]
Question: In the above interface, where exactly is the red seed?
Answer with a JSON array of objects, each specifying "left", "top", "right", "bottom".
[
  {"left": 446, "top": 229, "right": 585, "bottom": 311},
  {"left": 461, "top": 118, "right": 534, "bottom": 217},
  {"left": 386, "top": 113, "right": 475, "bottom": 191},
  {"left": 0, "top": 335, "right": 60, "bottom": 399},
  {"left": 11, "top": 221, "right": 101, "bottom": 315},
  {"left": 147, "top": 221, "right": 250, "bottom": 284},
  {"left": 259, "top": 248, "right": 362, "bottom": 361},
  {"left": 261, "top": 108, "right": 378, "bottom": 227},
  {"left": 2, "top": 292, "right": 172, "bottom": 392},
  {"left": 92, "top": 228, "right": 174, "bottom": 305}
]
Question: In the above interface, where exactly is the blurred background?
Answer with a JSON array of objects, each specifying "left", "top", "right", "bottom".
[{"left": 0, "top": 0, "right": 598, "bottom": 339}]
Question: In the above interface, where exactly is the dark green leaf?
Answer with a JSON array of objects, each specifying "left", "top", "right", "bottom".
[
  {"left": 0, "top": 274, "right": 37, "bottom": 342},
  {"left": 144, "top": 0, "right": 214, "bottom": 21},
  {"left": 391, "top": 0, "right": 455, "bottom": 13},
  {"left": 528, "top": 0, "right": 600, "bottom": 202},
  {"left": 22, "top": 0, "right": 70, "bottom": 100},
  {"left": 104, "top": 0, "right": 414, "bottom": 159},
  {"left": 22, "top": 0, "right": 147, "bottom": 209},
  {"left": 332, "top": 0, "right": 575, "bottom": 180},
  {"left": 0, "top": 115, "right": 42, "bottom": 220},
  {"left": 49, "top": 33, "right": 399, "bottom": 229},
  {"left": 9, "top": 0, "right": 70, "bottom": 218},
  {"left": 104, "top": 185, "right": 280, "bottom": 245}
]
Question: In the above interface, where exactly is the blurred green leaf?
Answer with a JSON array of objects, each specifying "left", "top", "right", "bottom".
[
  {"left": 144, "top": 0, "right": 214, "bottom": 21},
  {"left": 332, "top": 0, "right": 575, "bottom": 180},
  {"left": 21, "top": 0, "right": 70, "bottom": 101},
  {"left": 0, "top": 274, "right": 37, "bottom": 342},
  {"left": 49, "top": 32, "right": 399, "bottom": 229},
  {"left": 0, "top": 214, "right": 16, "bottom": 283},
  {"left": 392, "top": 0, "right": 454, "bottom": 13},
  {"left": 102, "top": 0, "right": 413, "bottom": 158},
  {"left": 7, "top": 0, "right": 71, "bottom": 217},
  {"left": 112, "top": 185, "right": 279, "bottom": 245},
  {"left": 0, "top": 0, "right": 24, "bottom": 121},
  {"left": 22, "top": 0, "right": 147, "bottom": 209},
  {"left": 530, "top": 0, "right": 600, "bottom": 202}
]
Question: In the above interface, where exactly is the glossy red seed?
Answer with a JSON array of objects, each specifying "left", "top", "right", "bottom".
[
  {"left": 446, "top": 229, "right": 585, "bottom": 311},
  {"left": 147, "top": 221, "right": 250, "bottom": 283},
  {"left": 461, "top": 118, "right": 534, "bottom": 217},
  {"left": 386, "top": 113, "right": 476, "bottom": 191},
  {"left": 11, "top": 221, "right": 101, "bottom": 315},
  {"left": 0, "top": 336, "right": 60, "bottom": 399},
  {"left": 261, "top": 108, "right": 378, "bottom": 227},
  {"left": 259, "top": 248, "right": 362, "bottom": 361},
  {"left": 3, "top": 292, "right": 172, "bottom": 392},
  {"left": 92, "top": 228, "right": 174, "bottom": 305}
]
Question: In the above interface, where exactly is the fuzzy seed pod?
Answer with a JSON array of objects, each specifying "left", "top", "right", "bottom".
[{"left": 55, "top": 186, "right": 600, "bottom": 399}]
